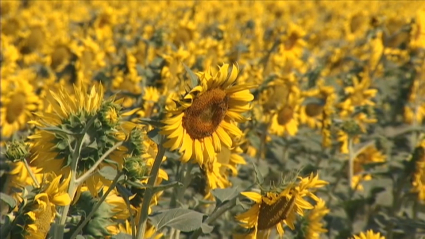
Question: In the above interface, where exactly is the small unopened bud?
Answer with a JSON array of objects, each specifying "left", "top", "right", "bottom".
[
  {"left": 124, "top": 156, "right": 147, "bottom": 181},
  {"left": 341, "top": 120, "right": 361, "bottom": 137},
  {"left": 100, "top": 102, "right": 121, "bottom": 127},
  {"left": 126, "top": 127, "right": 145, "bottom": 156},
  {"left": 5, "top": 141, "right": 29, "bottom": 162}
]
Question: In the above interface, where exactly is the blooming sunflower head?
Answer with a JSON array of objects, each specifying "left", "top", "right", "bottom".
[
  {"left": 352, "top": 230, "right": 386, "bottom": 239},
  {"left": 161, "top": 63, "right": 254, "bottom": 165},
  {"left": 1, "top": 76, "right": 42, "bottom": 138}
]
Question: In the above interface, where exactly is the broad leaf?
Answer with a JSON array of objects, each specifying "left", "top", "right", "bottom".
[
  {"left": 183, "top": 63, "right": 198, "bottom": 88},
  {"left": 147, "top": 128, "right": 162, "bottom": 145},
  {"left": 98, "top": 166, "right": 118, "bottom": 181},
  {"left": 0, "top": 192, "right": 16, "bottom": 209},
  {"left": 211, "top": 187, "right": 240, "bottom": 205},
  {"left": 111, "top": 233, "right": 132, "bottom": 239},
  {"left": 149, "top": 208, "right": 204, "bottom": 232}
]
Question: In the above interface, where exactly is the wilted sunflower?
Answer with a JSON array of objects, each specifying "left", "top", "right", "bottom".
[
  {"left": 161, "top": 63, "right": 253, "bottom": 165},
  {"left": 351, "top": 230, "right": 386, "bottom": 239},
  {"left": 235, "top": 173, "right": 328, "bottom": 237}
]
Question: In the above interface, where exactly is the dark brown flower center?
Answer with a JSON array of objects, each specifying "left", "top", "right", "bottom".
[
  {"left": 6, "top": 92, "right": 26, "bottom": 124},
  {"left": 277, "top": 106, "right": 293, "bottom": 125},
  {"left": 305, "top": 103, "right": 324, "bottom": 117},
  {"left": 182, "top": 89, "right": 228, "bottom": 140},
  {"left": 257, "top": 194, "right": 296, "bottom": 230}
]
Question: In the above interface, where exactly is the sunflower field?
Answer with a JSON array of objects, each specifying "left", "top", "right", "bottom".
[{"left": 1, "top": 1, "right": 425, "bottom": 239}]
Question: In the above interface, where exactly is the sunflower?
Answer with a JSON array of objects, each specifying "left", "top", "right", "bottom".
[
  {"left": 117, "top": 219, "right": 163, "bottom": 239},
  {"left": 29, "top": 84, "right": 135, "bottom": 197},
  {"left": 1, "top": 75, "right": 42, "bottom": 138},
  {"left": 404, "top": 63, "right": 425, "bottom": 125},
  {"left": 111, "top": 50, "right": 142, "bottom": 108},
  {"left": 202, "top": 145, "right": 246, "bottom": 199},
  {"left": 338, "top": 71, "right": 377, "bottom": 118},
  {"left": 29, "top": 84, "right": 104, "bottom": 173},
  {"left": 10, "top": 173, "right": 71, "bottom": 239},
  {"left": 410, "top": 9, "right": 425, "bottom": 49},
  {"left": 337, "top": 113, "right": 376, "bottom": 154},
  {"left": 73, "top": 37, "right": 107, "bottom": 88},
  {"left": 161, "top": 63, "right": 253, "bottom": 165},
  {"left": 1, "top": 34, "right": 20, "bottom": 77},
  {"left": 236, "top": 173, "right": 328, "bottom": 237},
  {"left": 269, "top": 90, "right": 303, "bottom": 137},
  {"left": 300, "top": 80, "right": 336, "bottom": 129},
  {"left": 270, "top": 23, "right": 308, "bottom": 74},
  {"left": 351, "top": 230, "right": 386, "bottom": 239},
  {"left": 304, "top": 198, "right": 329, "bottom": 239},
  {"left": 7, "top": 161, "right": 43, "bottom": 199},
  {"left": 136, "top": 87, "right": 161, "bottom": 119},
  {"left": 352, "top": 146, "right": 386, "bottom": 190}
]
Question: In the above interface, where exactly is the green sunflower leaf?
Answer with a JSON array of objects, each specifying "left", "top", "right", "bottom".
[
  {"left": 42, "top": 126, "right": 76, "bottom": 136},
  {"left": 152, "top": 181, "right": 184, "bottom": 194},
  {"left": 111, "top": 233, "right": 132, "bottom": 239},
  {"left": 147, "top": 128, "right": 162, "bottom": 145},
  {"left": 0, "top": 192, "right": 16, "bottom": 209},
  {"left": 211, "top": 187, "right": 241, "bottom": 205},
  {"left": 201, "top": 223, "right": 214, "bottom": 234},
  {"left": 252, "top": 161, "right": 264, "bottom": 185},
  {"left": 98, "top": 166, "right": 118, "bottom": 181},
  {"left": 138, "top": 117, "right": 165, "bottom": 127},
  {"left": 149, "top": 208, "right": 205, "bottom": 232}
]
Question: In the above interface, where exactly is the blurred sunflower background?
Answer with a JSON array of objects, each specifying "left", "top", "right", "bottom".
[{"left": 1, "top": 1, "right": 425, "bottom": 239}]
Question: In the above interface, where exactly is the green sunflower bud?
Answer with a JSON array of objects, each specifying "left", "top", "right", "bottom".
[
  {"left": 125, "top": 127, "right": 145, "bottom": 156},
  {"left": 124, "top": 156, "right": 148, "bottom": 181},
  {"left": 341, "top": 120, "right": 362, "bottom": 137},
  {"left": 99, "top": 101, "right": 122, "bottom": 127},
  {"left": 5, "top": 141, "right": 30, "bottom": 162}
]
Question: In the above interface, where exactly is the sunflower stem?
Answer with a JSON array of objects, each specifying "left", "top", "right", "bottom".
[
  {"left": 70, "top": 171, "right": 124, "bottom": 239},
  {"left": 136, "top": 140, "right": 165, "bottom": 239},
  {"left": 22, "top": 158, "right": 40, "bottom": 188},
  {"left": 55, "top": 133, "right": 85, "bottom": 238},
  {"left": 177, "top": 163, "right": 194, "bottom": 205},
  {"left": 123, "top": 191, "right": 137, "bottom": 239},
  {"left": 348, "top": 137, "right": 354, "bottom": 192},
  {"left": 75, "top": 141, "right": 123, "bottom": 184}
]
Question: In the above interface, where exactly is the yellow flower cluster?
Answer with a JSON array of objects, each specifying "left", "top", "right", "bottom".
[{"left": 1, "top": 1, "right": 425, "bottom": 239}]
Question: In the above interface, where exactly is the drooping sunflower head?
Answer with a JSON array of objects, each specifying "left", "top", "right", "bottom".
[
  {"left": 236, "top": 173, "right": 328, "bottom": 237},
  {"left": 161, "top": 63, "right": 254, "bottom": 165}
]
